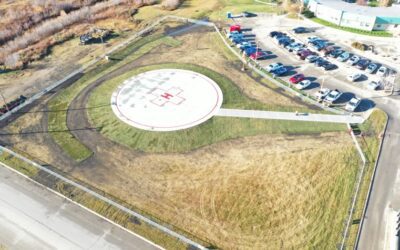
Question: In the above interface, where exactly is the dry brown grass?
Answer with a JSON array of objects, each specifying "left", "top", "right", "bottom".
[
  {"left": 1, "top": 27, "right": 359, "bottom": 249},
  {"left": 66, "top": 132, "right": 357, "bottom": 249}
]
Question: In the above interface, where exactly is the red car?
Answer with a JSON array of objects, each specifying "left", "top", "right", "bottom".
[
  {"left": 229, "top": 24, "right": 241, "bottom": 32},
  {"left": 250, "top": 51, "right": 268, "bottom": 60},
  {"left": 289, "top": 74, "right": 305, "bottom": 84}
]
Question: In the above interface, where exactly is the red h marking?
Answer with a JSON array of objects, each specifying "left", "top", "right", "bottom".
[
  {"left": 150, "top": 87, "right": 185, "bottom": 106},
  {"left": 161, "top": 93, "right": 173, "bottom": 100}
]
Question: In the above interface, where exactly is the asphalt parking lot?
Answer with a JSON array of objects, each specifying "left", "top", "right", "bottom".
[{"left": 226, "top": 14, "right": 400, "bottom": 114}]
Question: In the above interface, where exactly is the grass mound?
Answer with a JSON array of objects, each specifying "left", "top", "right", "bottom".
[{"left": 87, "top": 63, "right": 345, "bottom": 153}]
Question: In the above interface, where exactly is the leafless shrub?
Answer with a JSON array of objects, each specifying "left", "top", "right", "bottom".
[
  {"left": 161, "top": 0, "right": 183, "bottom": 10},
  {"left": 0, "top": 0, "right": 128, "bottom": 64}
]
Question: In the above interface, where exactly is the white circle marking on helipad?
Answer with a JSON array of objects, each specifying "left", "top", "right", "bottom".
[{"left": 111, "top": 69, "right": 223, "bottom": 132}]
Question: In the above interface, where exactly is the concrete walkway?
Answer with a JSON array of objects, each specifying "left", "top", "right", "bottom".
[{"left": 216, "top": 108, "right": 365, "bottom": 124}]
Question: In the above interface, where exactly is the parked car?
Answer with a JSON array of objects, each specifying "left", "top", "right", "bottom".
[
  {"left": 272, "top": 66, "right": 287, "bottom": 76},
  {"left": 298, "top": 49, "right": 314, "bottom": 60},
  {"left": 311, "top": 41, "right": 326, "bottom": 51},
  {"left": 367, "top": 81, "right": 381, "bottom": 90},
  {"left": 244, "top": 46, "right": 258, "bottom": 56},
  {"left": 280, "top": 40, "right": 292, "bottom": 48},
  {"left": 307, "top": 36, "right": 321, "bottom": 44},
  {"left": 314, "top": 58, "right": 327, "bottom": 67},
  {"left": 347, "top": 73, "right": 363, "bottom": 82},
  {"left": 250, "top": 51, "right": 269, "bottom": 60},
  {"left": 347, "top": 55, "right": 360, "bottom": 65},
  {"left": 356, "top": 59, "right": 371, "bottom": 70},
  {"left": 232, "top": 37, "right": 243, "bottom": 44},
  {"left": 322, "top": 62, "right": 336, "bottom": 71},
  {"left": 227, "top": 31, "right": 240, "bottom": 38},
  {"left": 325, "top": 90, "right": 342, "bottom": 103},
  {"left": 229, "top": 24, "right": 241, "bottom": 32},
  {"left": 306, "top": 55, "right": 319, "bottom": 63},
  {"left": 322, "top": 45, "right": 335, "bottom": 56},
  {"left": 345, "top": 97, "right": 361, "bottom": 112},
  {"left": 289, "top": 74, "right": 305, "bottom": 84},
  {"left": 238, "top": 42, "right": 252, "bottom": 51},
  {"left": 329, "top": 49, "right": 344, "bottom": 58},
  {"left": 337, "top": 52, "right": 351, "bottom": 62},
  {"left": 269, "top": 31, "right": 282, "bottom": 37},
  {"left": 293, "top": 27, "right": 308, "bottom": 33},
  {"left": 237, "top": 41, "right": 250, "bottom": 49},
  {"left": 285, "top": 42, "right": 303, "bottom": 51},
  {"left": 315, "top": 88, "right": 331, "bottom": 100},
  {"left": 266, "top": 62, "right": 283, "bottom": 72},
  {"left": 229, "top": 33, "right": 244, "bottom": 41},
  {"left": 296, "top": 80, "right": 312, "bottom": 89},
  {"left": 377, "top": 66, "right": 388, "bottom": 77},
  {"left": 366, "top": 63, "right": 378, "bottom": 74}
]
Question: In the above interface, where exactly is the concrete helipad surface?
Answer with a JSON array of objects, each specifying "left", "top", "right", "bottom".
[{"left": 111, "top": 69, "right": 223, "bottom": 131}]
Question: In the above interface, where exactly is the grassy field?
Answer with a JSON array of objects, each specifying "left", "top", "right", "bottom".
[
  {"left": 48, "top": 24, "right": 328, "bottom": 161},
  {"left": 47, "top": 33, "right": 181, "bottom": 161},
  {"left": 134, "top": 0, "right": 279, "bottom": 21},
  {"left": 88, "top": 63, "right": 345, "bottom": 153},
  {"left": 310, "top": 17, "right": 393, "bottom": 37},
  {"left": 345, "top": 109, "right": 388, "bottom": 248}
]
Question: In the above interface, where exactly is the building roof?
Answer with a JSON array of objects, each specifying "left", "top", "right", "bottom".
[{"left": 313, "top": 0, "right": 400, "bottom": 17}]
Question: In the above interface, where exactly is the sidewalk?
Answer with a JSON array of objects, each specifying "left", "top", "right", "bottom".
[{"left": 217, "top": 108, "right": 365, "bottom": 124}]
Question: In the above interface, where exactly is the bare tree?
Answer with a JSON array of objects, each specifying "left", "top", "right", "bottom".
[{"left": 4, "top": 52, "right": 20, "bottom": 69}]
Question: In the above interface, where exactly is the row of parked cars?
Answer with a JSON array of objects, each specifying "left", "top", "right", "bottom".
[
  {"left": 266, "top": 31, "right": 363, "bottom": 112},
  {"left": 227, "top": 25, "right": 272, "bottom": 60},
  {"left": 269, "top": 32, "right": 338, "bottom": 72}
]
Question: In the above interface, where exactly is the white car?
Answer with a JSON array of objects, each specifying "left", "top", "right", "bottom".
[
  {"left": 345, "top": 97, "right": 361, "bottom": 112},
  {"left": 347, "top": 55, "right": 360, "bottom": 66},
  {"left": 325, "top": 90, "right": 342, "bottom": 103},
  {"left": 266, "top": 62, "right": 283, "bottom": 72},
  {"left": 377, "top": 66, "right": 388, "bottom": 77},
  {"left": 315, "top": 88, "right": 331, "bottom": 100},
  {"left": 226, "top": 31, "right": 240, "bottom": 38},
  {"left": 237, "top": 41, "right": 251, "bottom": 49},
  {"left": 367, "top": 81, "right": 381, "bottom": 90},
  {"left": 347, "top": 73, "right": 362, "bottom": 82},
  {"left": 296, "top": 80, "right": 312, "bottom": 90}
]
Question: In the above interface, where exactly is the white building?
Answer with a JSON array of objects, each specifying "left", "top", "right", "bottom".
[{"left": 306, "top": 0, "right": 400, "bottom": 32}]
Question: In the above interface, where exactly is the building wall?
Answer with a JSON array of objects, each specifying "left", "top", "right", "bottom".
[
  {"left": 340, "top": 12, "right": 376, "bottom": 31},
  {"left": 308, "top": 0, "right": 343, "bottom": 25}
]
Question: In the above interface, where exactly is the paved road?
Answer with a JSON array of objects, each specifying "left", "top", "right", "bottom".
[
  {"left": 358, "top": 98, "right": 400, "bottom": 250},
  {"left": 217, "top": 108, "right": 364, "bottom": 123},
  {"left": 0, "top": 165, "right": 161, "bottom": 250}
]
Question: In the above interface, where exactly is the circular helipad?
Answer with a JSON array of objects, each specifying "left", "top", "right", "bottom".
[{"left": 111, "top": 69, "right": 223, "bottom": 132}]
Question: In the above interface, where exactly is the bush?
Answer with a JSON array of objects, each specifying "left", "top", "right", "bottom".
[
  {"left": 302, "top": 9, "right": 315, "bottom": 18},
  {"left": 351, "top": 41, "right": 367, "bottom": 51},
  {"left": 161, "top": 0, "right": 183, "bottom": 10}
]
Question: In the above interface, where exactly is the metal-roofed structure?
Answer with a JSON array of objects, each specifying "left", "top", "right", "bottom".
[{"left": 306, "top": 0, "right": 400, "bottom": 31}]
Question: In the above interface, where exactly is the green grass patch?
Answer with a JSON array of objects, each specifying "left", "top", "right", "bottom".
[
  {"left": 309, "top": 17, "right": 392, "bottom": 37},
  {"left": 0, "top": 151, "right": 39, "bottom": 177},
  {"left": 48, "top": 34, "right": 181, "bottom": 162},
  {"left": 87, "top": 63, "right": 345, "bottom": 153}
]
